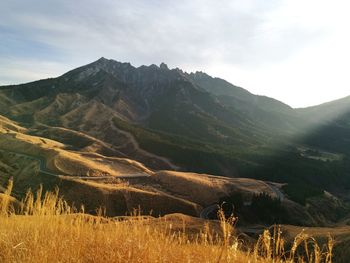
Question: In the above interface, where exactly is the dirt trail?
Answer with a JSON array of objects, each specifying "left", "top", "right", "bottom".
[{"left": 0, "top": 148, "right": 150, "bottom": 179}]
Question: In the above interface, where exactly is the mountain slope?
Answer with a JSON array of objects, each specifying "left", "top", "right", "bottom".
[
  {"left": 1, "top": 58, "right": 350, "bottom": 207},
  {"left": 295, "top": 96, "right": 350, "bottom": 156},
  {"left": 186, "top": 71, "right": 307, "bottom": 134},
  {"left": 0, "top": 58, "right": 281, "bottom": 173},
  {"left": 3, "top": 114, "right": 313, "bottom": 221}
]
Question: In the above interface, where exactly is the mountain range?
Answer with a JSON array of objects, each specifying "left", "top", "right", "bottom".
[{"left": 1, "top": 57, "right": 350, "bottom": 225}]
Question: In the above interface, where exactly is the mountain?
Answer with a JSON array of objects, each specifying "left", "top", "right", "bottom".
[
  {"left": 186, "top": 71, "right": 307, "bottom": 133},
  {"left": 294, "top": 96, "right": 350, "bottom": 157},
  {"left": 1, "top": 57, "right": 350, "bottom": 208},
  {"left": 4, "top": 112, "right": 316, "bottom": 223},
  {"left": 0, "top": 58, "right": 278, "bottom": 174},
  {"left": 0, "top": 57, "right": 296, "bottom": 142}
]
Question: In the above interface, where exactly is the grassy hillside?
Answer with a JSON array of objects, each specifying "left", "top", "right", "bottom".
[
  {"left": 2, "top": 58, "right": 350, "bottom": 227},
  {"left": 112, "top": 116, "right": 350, "bottom": 205},
  {"left": 5, "top": 114, "right": 313, "bottom": 221},
  {"left": 0, "top": 184, "right": 334, "bottom": 263}
]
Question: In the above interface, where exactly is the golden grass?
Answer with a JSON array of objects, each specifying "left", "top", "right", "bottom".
[
  {"left": 154, "top": 171, "right": 278, "bottom": 206},
  {"left": 0, "top": 129, "right": 147, "bottom": 177},
  {"left": 0, "top": 117, "right": 152, "bottom": 177},
  {"left": 0, "top": 180, "right": 333, "bottom": 263},
  {"left": 0, "top": 115, "right": 26, "bottom": 133}
]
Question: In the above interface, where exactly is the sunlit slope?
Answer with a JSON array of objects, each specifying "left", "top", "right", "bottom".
[
  {"left": 153, "top": 171, "right": 279, "bottom": 206},
  {"left": 0, "top": 127, "right": 151, "bottom": 177},
  {"left": 0, "top": 115, "right": 300, "bottom": 218},
  {"left": 0, "top": 117, "right": 199, "bottom": 215}
]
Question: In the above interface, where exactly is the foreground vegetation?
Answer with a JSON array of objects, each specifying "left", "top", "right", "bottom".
[{"left": 0, "top": 180, "right": 334, "bottom": 263}]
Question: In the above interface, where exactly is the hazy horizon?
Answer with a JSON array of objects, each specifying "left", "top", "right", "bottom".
[{"left": 1, "top": 0, "right": 349, "bottom": 107}]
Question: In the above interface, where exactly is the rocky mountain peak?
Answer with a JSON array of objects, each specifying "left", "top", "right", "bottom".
[
  {"left": 97, "top": 56, "right": 108, "bottom": 62},
  {"left": 188, "top": 71, "right": 210, "bottom": 80},
  {"left": 159, "top": 62, "right": 169, "bottom": 70}
]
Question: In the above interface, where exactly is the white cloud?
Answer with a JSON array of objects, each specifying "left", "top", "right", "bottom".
[
  {"left": 185, "top": 0, "right": 350, "bottom": 107},
  {"left": 0, "top": 0, "right": 349, "bottom": 107}
]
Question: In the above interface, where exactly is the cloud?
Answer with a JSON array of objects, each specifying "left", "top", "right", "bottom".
[
  {"left": 0, "top": 0, "right": 348, "bottom": 107},
  {"left": 1, "top": 0, "right": 316, "bottom": 66}
]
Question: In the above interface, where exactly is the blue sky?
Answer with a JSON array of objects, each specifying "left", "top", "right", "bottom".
[{"left": 1, "top": 0, "right": 350, "bottom": 107}]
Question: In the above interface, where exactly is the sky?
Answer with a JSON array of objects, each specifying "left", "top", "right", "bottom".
[{"left": 1, "top": 0, "right": 350, "bottom": 108}]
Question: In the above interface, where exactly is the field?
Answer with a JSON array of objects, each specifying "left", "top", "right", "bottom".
[{"left": 0, "top": 181, "right": 334, "bottom": 263}]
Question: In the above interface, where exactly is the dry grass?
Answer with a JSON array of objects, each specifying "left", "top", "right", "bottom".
[
  {"left": 0, "top": 117, "right": 152, "bottom": 177},
  {"left": 154, "top": 171, "right": 279, "bottom": 206},
  {"left": 0, "top": 179, "right": 333, "bottom": 263},
  {"left": 0, "top": 130, "right": 149, "bottom": 177}
]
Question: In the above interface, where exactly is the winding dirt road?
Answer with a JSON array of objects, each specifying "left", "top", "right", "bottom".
[{"left": 0, "top": 148, "right": 150, "bottom": 179}]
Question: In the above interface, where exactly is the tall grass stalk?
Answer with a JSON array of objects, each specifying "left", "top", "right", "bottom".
[{"left": 0, "top": 181, "right": 333, "bottom": 263}]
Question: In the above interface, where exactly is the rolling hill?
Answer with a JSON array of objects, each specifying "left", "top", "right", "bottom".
[
  {"left": 1, "top": 114, "right": 311, "bottom": 222},
  {"left": 1, "top": 57, "right": 350, "bottom": 224}
]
